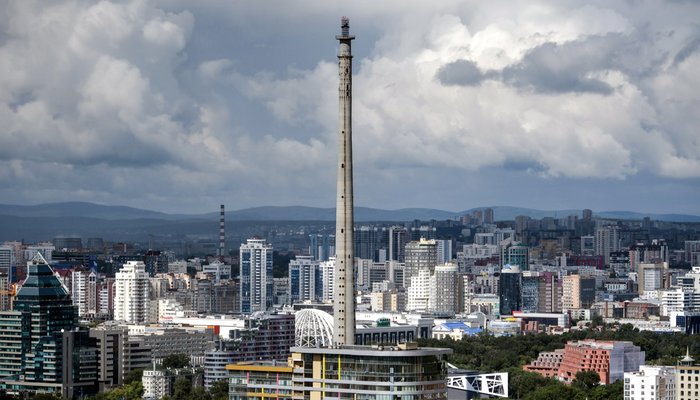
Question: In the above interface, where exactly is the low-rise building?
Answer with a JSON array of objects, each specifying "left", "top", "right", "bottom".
[{"left": 623, "top": 365, "right": 676, "bottom": 400}]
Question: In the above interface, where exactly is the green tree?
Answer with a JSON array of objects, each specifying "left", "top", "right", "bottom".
[
  {"left": 572, "top": 370, "right": 600, "bottom": 392},
  {"left": 523, "top": 383, "right": 578, "bottom": 400},
  {"left": 124, "top": 368, "right": 144, "bottom": 385},
  {"left": 162, "top": 353, "right": 191, "bottom": 369},
  {"left": 209, "top": 379, "right": 230, "bottom": 400},
  {"left": 173, "top": 376, "right": 192, "bottom": 400}
]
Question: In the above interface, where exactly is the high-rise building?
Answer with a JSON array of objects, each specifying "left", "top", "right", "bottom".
[
  {"left": 483, "top": 208, "right": 495, "bottom": 224},
  {"left": 354, "top": 226, "right": 379, "bottom": 261},
  {"left": 289, "top": 256, "right": 322, "bottom": 303},
  {"left": 0, "top": 245, "right": 13, "bottom": 277},
  {"left": 501, "top": 241, "right": 529, "bottom": 270},
  {"left": 0, "top": 253, "right": 98, "bottom": 398},
  {"left": 561, "top": 274, "right": 596, "bottom": 310},
  {"left": 436, "top": 239, "right": 453, "bottom": 264},
  {"left": 638, "top": 262, "right": 670, "bottom": 296},
  {"left": 499, "top": 265, "right": 522, "bottom": 316},
  {"left": 595, "top": 226, "right": 620, "bottom": 266},
  {"left": 309, "top": 234, "right": 335, "bottom": 262},
  {"left": 685, "top": 241, "right": 700, "bottom": 266},
  {"left": 405, "top": 238, "right": 438, "bottom": 286},
  {"left": 388, "top": 226, "right": 408, "bottom": 262},
  {"left": 114, "top": 261, "right": 150, "bottom": 323},
  {"left": 239, "top": 238, "right": 273, "bottom": 313},
  {"left": 430, "top": 263, "right": 462, "bottom": 315}
]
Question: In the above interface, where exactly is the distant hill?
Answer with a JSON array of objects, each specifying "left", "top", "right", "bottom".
[{"left": 0, "top": 202, "right": 697, "bottom": 242}]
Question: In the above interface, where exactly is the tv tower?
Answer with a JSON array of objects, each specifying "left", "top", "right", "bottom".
[
  {"left": 219, "top": 204, "right": 225, "bottom": 260},
  {"left": 333, "top": 16, "right": 355, "bottom": 346}
]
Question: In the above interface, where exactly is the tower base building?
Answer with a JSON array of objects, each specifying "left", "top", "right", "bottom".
[{"left": 228, "top": 344, "right": 451, "bottom": 399}]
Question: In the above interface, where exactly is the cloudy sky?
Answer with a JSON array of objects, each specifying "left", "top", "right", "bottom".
[{"left": 1, "top": 1, "right": 699, "bottom": 215}]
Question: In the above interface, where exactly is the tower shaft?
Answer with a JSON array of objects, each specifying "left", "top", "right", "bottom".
[
  {"left": 219, "top": 204, "right": 225, "bottom": 260},
  {"left": 334, "top": 17, "right": 355, "bottom": 346}
]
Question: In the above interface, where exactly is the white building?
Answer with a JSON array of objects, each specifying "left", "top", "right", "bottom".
[
  {"left": 142, "top": 365, "right": 172, "bottom": 400},
  {"left": 24, "top": 243, "right": 55, "bottom": 264},
  {"left": 319, "top": 257, "right": 335, "bottom": 302},
  {"left": 114, "top": 261, "right": 150, "bottom": 323},
  {"left": 662, "top": 288, "right": 700, "bottom": 316},
  {"left": 624, "top": 365, "right": 676, "bottom": 400},
  {"left": 406, "top": 268, "right": 431, "bottom": 312},
  {"left": 288, "top": 256, "right": 320, "bottom": 303},
  {"left": 239, "top": 238, "right": 273, "bottom": 313},
  {"left": 202, "top": 260, "right": 230, "bottom": 283}
]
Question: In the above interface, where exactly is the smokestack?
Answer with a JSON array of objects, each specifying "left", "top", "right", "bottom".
[
  {"left": 219, "top": 204, "right": 225, "bottom": 260},
  {"left": 333, "top": 16, "right": 356, "bottom": 346}
]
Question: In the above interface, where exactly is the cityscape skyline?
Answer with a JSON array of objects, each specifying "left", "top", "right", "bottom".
[{"left": 1, "top": 1, "right": 699, "bottom": 215}]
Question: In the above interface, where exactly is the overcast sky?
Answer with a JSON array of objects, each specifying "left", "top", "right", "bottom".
[{"left": 1, "top": 1, "right": 699, "bottom": 215}]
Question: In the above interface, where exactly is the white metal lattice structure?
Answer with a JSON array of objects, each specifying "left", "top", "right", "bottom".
[
  {"left": 447, "top": 372, "right": 508, "bottom": 398},
  {"left": 295, "top": 309, "right": 334, "bottom": 348}
]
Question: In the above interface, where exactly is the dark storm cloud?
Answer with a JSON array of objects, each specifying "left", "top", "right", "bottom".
[{"left": 436, "top": 59, "right": 487, "bottom": 86}]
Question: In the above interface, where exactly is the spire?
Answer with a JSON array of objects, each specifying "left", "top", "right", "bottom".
[{"left": 681, "top": 346, "right": 695, "bottom": 365}]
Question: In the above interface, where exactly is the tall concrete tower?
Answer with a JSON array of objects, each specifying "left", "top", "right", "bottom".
[
  {"left": 219, "top": 204, "right": 225, "bottom": 260},
  {"left": 333, "top": 16, "right": 355, "bottom": 346}
]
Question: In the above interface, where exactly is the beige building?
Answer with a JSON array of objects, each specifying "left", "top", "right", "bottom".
[{"left": 561, "top": 274, "right": 596, "bottom": 310}]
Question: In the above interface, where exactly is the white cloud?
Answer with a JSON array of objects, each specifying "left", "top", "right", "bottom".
[{"left": 0, "top": 0, "right": 698, "bottom": 213}]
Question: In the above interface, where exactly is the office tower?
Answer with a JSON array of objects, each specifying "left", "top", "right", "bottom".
[
  {"left": 333, "top": 16, "right": 356, "bottom": 346},
  {"left": 595, "top": 226, "right": 620, "bottom": 266},
  {"left": 430, "top": 263, "right": 462, "bottom": 315},
  {"left": 354, "top": 226, "right": 379, "bottom": 260},
  {"left": 89, "top": 327, "right": 126, "bottom": 390},
  {"left": 499, "top": 265, "right": 522, "bottom": 316},
  {"left": 53, "top": 236, "right": 82, "bottom": 251},
  {"left": 686, "top": 241, "right": 700, "bottom": 266},
  {"left": 289, "top": 256, "right": 322, "bottom": 303},
  {"left": 309, "top": 234, "right": 335, "bottom": 262},
  {"left": 404, "top": 238, "right": 438, "bottom": 286},
  {"left": 483, "top": 208, "right": 495, "bottom": 224},
  {"left": 637, "top": 262, "right": 670, "bottom": 296},
  {"left": 114, "top": 261, "right": 150, "bottom": 323},
  {"left": 0, "top": 253, "right": 98, "bottom": 397},
  {"left": 86, "top": 237, "right": 104, "bottom": 252},
  {"left": 521, "top": 275, "right": 540, "bottom": 313},
  {"left": 0, "top": 245, "right": 13, "bottom": 277},
  {"left": 219, "top": 204, "right": 225, "bottom": 260},
  {"left": 580, "top": 235, "right": 595, "bottom": 256},
  {"left": 436, "top": 239, "right": 453, "bottom": 264},
  {"left": 561, "top": 274, "right": 596, "bottom": 310},
  {"left": 388, "top": 226, "right": 408, "bottom": 262},
  {"left": 410, "top": 225, "right": 437, "bottom": 241},
  {"left": 239, "top": 238, "right": 273, "bottom": 313},
  {"left": 538, "top": 272, "right": 561, "bottom": 313},
  {"left": 501, "top": 241, "right": 529, "bottom": 270},
  {"left": 143, "top": 250, "right": 168, "bottom": 276}
]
